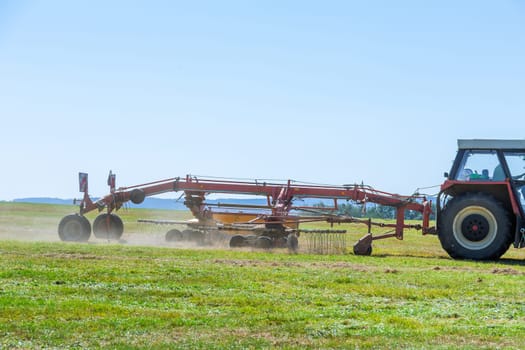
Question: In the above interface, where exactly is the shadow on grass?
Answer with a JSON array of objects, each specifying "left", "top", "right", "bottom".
[
  {"left": 369, "top": 252, "right": 525, "bottom": 266},
  {"left": 488, "top": 258, "right": 525, "bottom": 267}
]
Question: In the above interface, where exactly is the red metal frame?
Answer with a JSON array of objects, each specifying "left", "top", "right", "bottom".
[
  {"left": 77, "top": 174, "right": 434, "bottom": 242},
  {"left": 440, "top": 179, "right": 523, "bottom": 217}
]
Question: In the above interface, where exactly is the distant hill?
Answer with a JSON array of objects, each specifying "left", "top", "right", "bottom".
[
  {"left": 11, "top": 196, "right": 435, "bottom": 213},
  {"left": 12, "top": 197, "right": 271, "bottom": 210},
  {"left": 11, "top": 196, "right": 333, "bottom": 210},
  {"left": 13, "top": 198, "right": 75, "bottom": 206},
  {"left": 12, "top": 197, "right": 188, "bottom": 209}
]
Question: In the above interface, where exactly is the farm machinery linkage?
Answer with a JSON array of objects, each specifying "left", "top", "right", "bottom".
[{"left": 58, "top": 173, "right": 434, "bottom": 255}]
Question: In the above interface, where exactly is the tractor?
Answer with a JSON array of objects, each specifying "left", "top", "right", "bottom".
[{"left": 436, "top": 139, "right": 525, "bottom": 260}]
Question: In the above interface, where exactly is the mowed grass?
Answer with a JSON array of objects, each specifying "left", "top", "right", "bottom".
[{"left": 1, "top": 202, "right": 525, "bottom": 349}]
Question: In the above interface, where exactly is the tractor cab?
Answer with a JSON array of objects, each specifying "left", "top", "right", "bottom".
[
  {"left": 437, "top": 139, "right": 525, "bottom": 260},
  {"left": 448, "top": 140, "right": 525, "bottom": 211}
]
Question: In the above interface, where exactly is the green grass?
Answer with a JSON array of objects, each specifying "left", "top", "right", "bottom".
[{"left": 1, "top": 202, "right": 525, "bottom": 349}]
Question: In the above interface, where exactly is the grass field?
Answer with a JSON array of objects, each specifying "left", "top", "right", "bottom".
[{"left": 1, "top": 202, "right": 525, "bottom": 349}]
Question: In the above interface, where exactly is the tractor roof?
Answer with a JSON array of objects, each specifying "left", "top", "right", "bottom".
[{"left": 458, "top": 139, "right": 525, "bottom": 151}]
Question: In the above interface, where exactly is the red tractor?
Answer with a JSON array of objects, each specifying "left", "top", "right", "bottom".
[{"left": 436, "top": 139, "right": 525, "bottom": 260}]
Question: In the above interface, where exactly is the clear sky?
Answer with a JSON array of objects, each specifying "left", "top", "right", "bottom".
[{"left": 1, "top": 1, "right": 524, "bottom": 201}]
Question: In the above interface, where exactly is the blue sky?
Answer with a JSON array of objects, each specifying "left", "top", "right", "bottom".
[{"left": 1, "top": 1, "right": 524, "bottom": 200}]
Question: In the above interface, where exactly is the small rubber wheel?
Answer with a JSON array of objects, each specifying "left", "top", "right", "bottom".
[
  {"left": 353, "top": 245, "right": 372, "bottom": 256},
  {"left": 58, "top": 214, "right": 91, "bottom": 242},
  {"left": 255, "top": 236, "right": 272, "bottom": 249},
  {"left": 229, "top": 235, "right": 246, "bottom": 248},
  {"left": 165, "top": 229, "right": 183, "bottom": 242},
  {"left": 188, "top": 230, "right": 205, "bottom": 245},
  {"left": 93, "top": 214, "right": 124, "bottom": 240}
]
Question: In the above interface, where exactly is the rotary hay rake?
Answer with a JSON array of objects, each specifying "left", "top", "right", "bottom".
[{"left": 58, "top": 173, "right": 433, "bottom": 255}]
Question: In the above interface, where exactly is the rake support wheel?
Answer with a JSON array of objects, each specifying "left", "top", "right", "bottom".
[
  {"left": 93, "top": 214, "right": 124, "bottom": 240},
  {"left": 58, "top": 214, "right": 91, "bottom": 242},
  {"left": 229, "top": 235, "right": 246, "bottom": 248},
  {"left": 255, "top": 236, "right": 272, "bottom": 249},
  {"left": 165, "top": 229, "right": 183, "bottom": 242}
]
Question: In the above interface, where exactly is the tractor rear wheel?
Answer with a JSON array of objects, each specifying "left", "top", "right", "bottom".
[
  {"left": 93, "top": 214, "right": 124, "bottom": 240},
  {"left": 58, "top": 214, "right": 91, "bottom": 242},
  {"left": 438, "top": 193, "right": 512, "bottom": 260}
]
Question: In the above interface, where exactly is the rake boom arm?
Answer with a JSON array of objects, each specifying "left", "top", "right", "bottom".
[{"left": 77, "top": 173, "right": 433, "bottom": 238}]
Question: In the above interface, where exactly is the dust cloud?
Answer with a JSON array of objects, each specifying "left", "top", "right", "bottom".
[{"left": 0, "top": 222, "right": 234, "bottom": 251}]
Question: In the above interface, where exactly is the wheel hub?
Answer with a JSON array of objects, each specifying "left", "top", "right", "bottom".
[{"left": 461, "top": 214, "right": 489, "bottom": 242}]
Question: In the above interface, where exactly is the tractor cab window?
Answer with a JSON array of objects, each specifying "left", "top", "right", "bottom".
[
  {"left": 503, "top": 152, "right": 525, "bottom": 180},
  {"left": 504, "top": 152, "right": 525, "bottom": 204},
  {"left": 455, "top": 151, "right": 500, "bottom": 181},
  {"left": 504, "top": 152, "right": 525, "bottom": 212}
]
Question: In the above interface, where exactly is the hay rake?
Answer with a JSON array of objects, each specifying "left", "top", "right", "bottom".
[{"left": 58, "top": 173, "right": 433, "bottom": 255}]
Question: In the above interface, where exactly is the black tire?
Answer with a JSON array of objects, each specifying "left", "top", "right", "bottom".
[
  {"left": 255, "top": 236, "right": 273, "bottom": 249},
  {"left": 286, "top": 234, "right": 299, "bottom": 252},
  {"left": 93, "top": 214, "right": 124, "bottom": 240},
  {"left": 229, "top": 235, "right": 246, "bottom": 248},
  {"left": 353, "top": 245, "right": 372, "bottom": 256},
  {"left": 188, "top": 230, "right": 205, "bottom": 245},
  {"left": 438, "top": 193, "right": 512, "bottom": 260},
  {"left": 58, "top": 214, "right": 91, "bottom": 242},
  {"left": 165, "top": 229, "right": 183, "bottom": 242},
  {"left": 181, "top": 229, "right": 193, "bottom": 240}
]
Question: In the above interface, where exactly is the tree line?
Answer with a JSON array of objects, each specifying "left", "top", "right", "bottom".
[{"left": 312, "top": 202, "right": 436, "bottom": 220}]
